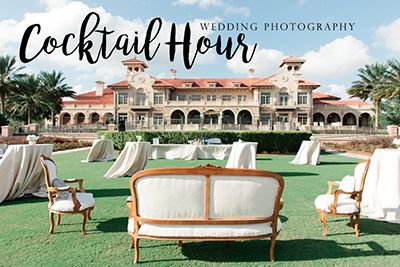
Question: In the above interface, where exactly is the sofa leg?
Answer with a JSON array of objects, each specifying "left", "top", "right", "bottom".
[
  {"left": 134, "top": 238, "right": 139, "bottom": 264},
  {"left": 49, "top": 212, "right": 54, "bottom": 235},
  {"left": 57, "top": 214, "right": 61, "bottom": 225},
  {"left": 82, "top": 211, "right": 87, "bottom": 237},
  {"left": 178, "top": 241, "right": 183, "bottom": 248},
  {"left": 355, "top": 214, "right": 360, "bottom": 237},
  {"left": 269, "top": 236, "right": 276, "bottom": 263},
  {"left": 323, "top": 215, "right": 328, "bottom": 236},
  {"left": 319, "top": 212, "right": 323, "bottom": 222},
  {"left": 131, "top": 237, "right": 135, "bottom": 249}
]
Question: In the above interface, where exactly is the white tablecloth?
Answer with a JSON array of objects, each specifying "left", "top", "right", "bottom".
[
  {"left": 104, "top": 142, "right": 150, "bottom": 178},
  {"left": 362, "top": 149, "right": 400, "bottom": 223},
  {"left": 81, "top": 139, "right": 114, "bottom": 162},
  {"left": 0, "top": 144, "right": 53, "bottom": 203},
  {"left": 226, "top": 142, "right": 257, "bottom": 169},
  {"left": 290, "top": 141, "right": 320, "bottom": 165},
  {"left": 149, "top": 144, "right": 232, "bottom": 160}
]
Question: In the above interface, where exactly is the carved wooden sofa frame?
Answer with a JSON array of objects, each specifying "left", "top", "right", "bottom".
[{"left": 128, "top": 165, "right": 284, "bottom": 263}]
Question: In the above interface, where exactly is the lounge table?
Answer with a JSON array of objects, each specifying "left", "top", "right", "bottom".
[
  {"left": 81, "top": 139, "right": 114, "bottom": 162},
  {"left": 149, "top": 144, "right": 232, "bottom": 160},
  {"left": 290, "top": 140, "right": 320, "bottom": 165},
  {"left": 104, "top": 142, "right": 150, "bottom": 178},
  {"left": 226, "top": 142, "right": 258, "bottom": 169},
  {"left": 0, "top": 144, "right": 53, "bottom": 203},
  {"left": 362, "top": 148, "right": 400, "bottom": 223}
]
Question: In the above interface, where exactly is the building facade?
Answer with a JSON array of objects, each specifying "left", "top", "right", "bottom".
[{"left": 60, "top": 57, "right": 372, "bottom": 131}]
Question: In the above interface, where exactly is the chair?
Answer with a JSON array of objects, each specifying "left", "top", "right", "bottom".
[
  {"left": 39, "top": 155, "right": 95, "bottom": 236},
  {"left": 314, "top": 159, "right": 370, "bottom": 236}
]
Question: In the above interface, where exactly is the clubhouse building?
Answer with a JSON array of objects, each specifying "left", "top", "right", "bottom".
[{"left": 60, "top": 57, "right": 372, "bottom": 131}]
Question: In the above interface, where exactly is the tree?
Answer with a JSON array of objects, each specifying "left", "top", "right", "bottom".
[
  {"left": 379, "top": 97, "right": 400, "bottom": 128},
  {"left": 7, "top": 75, "right": 52, "bottom": 124},
  {"left": 347, "top": 63, "right": 390, "bottom": 128},
  {"left": 0, "top": 55, "right": 25, "bottom": 114},
  {"left": 386, "top": 59, "right": 400, "bottom": 99},
  {"left": 39, "top": 70, "right": 74, "bottom": 126}
]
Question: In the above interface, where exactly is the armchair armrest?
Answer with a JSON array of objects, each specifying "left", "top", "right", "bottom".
[
  {"left": 48, "top": 186, "right": 81, "bottom": 211},
  {"left": 329, "top": 189, "right": 360, "bottom": 213},
  {"left": 63, "top": 178, "right": 85, "bottom": 192},
  {"left": 326, "top": 181, "right": 340, "bottom": 195}
]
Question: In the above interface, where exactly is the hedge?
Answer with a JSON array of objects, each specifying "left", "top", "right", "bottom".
[{"left": 97, "top": 130, "right": 312, "bottom": 153}]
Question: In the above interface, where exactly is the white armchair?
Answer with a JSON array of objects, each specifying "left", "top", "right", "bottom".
[
  {"left": 314, "top": 159, "right": 370, "bottom": 236},
  {"left": 40, "top": 155, "right": 95, "bottom": 236}
]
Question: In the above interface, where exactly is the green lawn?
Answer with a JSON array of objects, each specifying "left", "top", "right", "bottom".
[{"left": 1, "top": 151, "right": 400, "bottom": 266}]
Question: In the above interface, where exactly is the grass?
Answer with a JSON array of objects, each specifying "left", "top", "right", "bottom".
[{"left": 1, "top": 151, "right": 400, "bottom": 266}]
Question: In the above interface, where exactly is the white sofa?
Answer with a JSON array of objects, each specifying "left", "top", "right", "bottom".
[{"left": 127, "top": 165, "right": 284, "bottom": 263}]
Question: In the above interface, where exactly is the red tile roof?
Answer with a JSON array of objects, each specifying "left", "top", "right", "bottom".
[
  {"left": 312, "top": 91, "right": 340, "bottom": 100},
  {"left": 121, "top": 58, "right": 148, "bottom": 68},
  {"left": 279, "top": 56, "right": 306, "bottom": 67},
  {"left": 108, "top": 77, "right": 319, "bottom": 89},
  {"left": 63, "top": 88, "right": 114, "bottom": 105},
  {"left": 313, "top": 99, "right": 369, "bottom": 106}
]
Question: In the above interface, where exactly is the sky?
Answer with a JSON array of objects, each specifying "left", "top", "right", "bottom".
[{"left": 1, "top": 0, "right": 400, "bottom": 99}]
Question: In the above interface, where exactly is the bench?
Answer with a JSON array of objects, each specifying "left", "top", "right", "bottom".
[{"left": 127, "top": 165, "right": 284, "bottom": 263}]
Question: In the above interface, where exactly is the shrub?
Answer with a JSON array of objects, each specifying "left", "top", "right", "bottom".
[
  {"left": 97, "top": 130, "right": 312, "bottom": 153},
  {"left": 323, "top": 136, "right": 396, "bottom": 154},
  {"left": 0, "top": 136, "right": 91, "bottom": 152}
]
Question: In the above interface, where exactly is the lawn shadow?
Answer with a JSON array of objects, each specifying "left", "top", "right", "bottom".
[
  {"left": 256, "top": 157, "right": 272, "bottom": 161},
  {"left": 279, "top": 215, "right": 288, "bottom": 223},
  {"left": 358, "top": 218, "right": 400, "bottom": 236},
  {"left": 96, "top": 217, "right": 127, "bottom": 233},
  {"left": 180, "top": 238, "right": 400, "bottom": 263},
  {"left": 89, "top": 188, "right": 130, "bottom": 198},
  {"left": 319, "top": 161, "right": 358, "bottom": 166},
  {"left": 278, "top": 172, "right": 319, "bottom": 177},
  {"left": 0, "top": 195, "right": 48, "bottom": 206}
]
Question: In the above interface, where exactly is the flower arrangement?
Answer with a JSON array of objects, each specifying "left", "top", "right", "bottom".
[
  {"left": 392, "top": 138, "right": 400, "bottom": 149},
  {"left": 135, "top": 135, "right": 143, "bottom": 142},
  {"left": 26, "top": 135, "right": 39, "bottom": 145}
]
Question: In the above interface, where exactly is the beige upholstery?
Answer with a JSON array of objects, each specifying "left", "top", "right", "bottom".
[
  {"left": 354, "top": 161, "right": 368, "bottom": 191},
  {"left": 49, "top": 192, "right": 95, "bottom": 212},
  {"left": 314, "top": 195, "right": 359, "bottom": 214},
  {"left": 45, "top": 159, "right": 58, "bottom": 185},
  {"left": 128, "top": 218, "right": 282, "bottom": 237},
  {"left": 133, "top": 173, "right": 280, "bottom": 238}
]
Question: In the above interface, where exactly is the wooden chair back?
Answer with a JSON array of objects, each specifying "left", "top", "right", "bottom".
[
  {"left": 355, "top": 159, "right": 371, "bottom": 193},
  {"left": 39, "top": 155, "right": 58, "bottom": 192}
]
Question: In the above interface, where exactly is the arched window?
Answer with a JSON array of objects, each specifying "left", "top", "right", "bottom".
[
  {"left": 170, "top": 110, "right": 185, "bottom": 124},
  {"left": 237, "top": 110, "right": 252, "bottom": 125},
  {"left": 135, "top": 88, "right": 147, "bottom": 106}
]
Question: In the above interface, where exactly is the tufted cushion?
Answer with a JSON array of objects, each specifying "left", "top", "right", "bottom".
[
  {"left": 314, "top": 194, "right": 358, "bottom": 214},
  {"left": 50, "top": 192, "right": 95, "bottom": 212},
  {"left": 338, "top": 175, "right": 355, "bottom": 193},
  {"left": 127, "top": 217, "right": 281, "bottom": 237}
]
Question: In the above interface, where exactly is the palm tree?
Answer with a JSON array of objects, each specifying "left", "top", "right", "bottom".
[
  {"left": 347, "top": 63, "right": 389, "bottom": 129},
  {"left": 8, "top": 75, "right": 51, "bottom": 124},
  {"left": 0, "top": 55, "right": 25, "bottom": 114},
  {"left": 39, "top": 71, "right": 74, "bottom": 126},
  {"left": 386, "top": 59, "right": 400, "bottom": 99}
]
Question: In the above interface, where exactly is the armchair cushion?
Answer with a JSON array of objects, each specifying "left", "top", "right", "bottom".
[
  {"left": 314, "top": 194, "right": 358, "bottom": 214},
  {"left": 49, "top": 192, "right": 95, "bottom": 212},
  {"left": 127, "top": 217, "right": 282, "bottom": 237},
  {"left": 338, "top": 175, "right": 355, "bottom": 193}
]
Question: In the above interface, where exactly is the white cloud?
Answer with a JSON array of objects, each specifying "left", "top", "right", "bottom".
[
  {"left": 227, "top": 47, "right": 285, "bottom": 76},
  {"left": 302, "top": 36, "right": 373, "bottom": 81},
  {"left": 39, "top": 0, "right": 72, "bottom": 10},
  {"left": 323, "top": 84, "right": 349, "bottom": 100},
  {"left": 375, "top": 18, "right": 400, "bottom": 53},
  {"left": 172, "top": 0, "right": 223, "bottom": 8},
  {"left": 172, "top": 0, "right": 250, "bottom": 17},
  {"left": 224, "top": 6, "right": 250, "bottom": 17}
]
